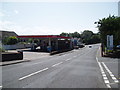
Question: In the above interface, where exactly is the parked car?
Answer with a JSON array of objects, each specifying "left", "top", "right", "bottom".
[
  {"left": 74, "top": 46, "right": 79, "bottom": 49},
  {"left": 89, "top": 45, "right": 92, "bottom": 48},
  {"left": 78, "top": 44, "right": 85, "bottom": 48},
  {"left": 116, "top": 45, "right": 120, "bottom": 49},
  {"left": 36, "top": 46, "right": 41, "bottom": 49}
]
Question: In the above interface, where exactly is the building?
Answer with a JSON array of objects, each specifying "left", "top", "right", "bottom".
[
  {"left": 0, "top": 30, "right": 18, "bottom": 46},
  {"left": 0, "top": 30, "right": 18, "bottom": 41},
  {"left": 1, "top": 30, "right": 73, "bottom": 52},
  {"left": 18, "top": 35, "right": 73, "bottom": 52}
]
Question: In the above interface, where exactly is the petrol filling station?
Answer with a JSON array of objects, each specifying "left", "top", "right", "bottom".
[{"left": 17, "top": 35, "right": 73, "bottom": 52}]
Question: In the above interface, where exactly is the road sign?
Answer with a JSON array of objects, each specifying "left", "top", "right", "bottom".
[{"left": 107, "top": 35, "right": 113, "bottom": 50}]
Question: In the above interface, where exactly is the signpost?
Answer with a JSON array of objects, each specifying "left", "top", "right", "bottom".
[{"left": 107, "top": 35, "right": 113, "bottom": 50}]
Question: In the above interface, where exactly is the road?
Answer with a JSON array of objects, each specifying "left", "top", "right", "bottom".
[{"left": 2, "top": 44, "right": 119, "bottom": 88}]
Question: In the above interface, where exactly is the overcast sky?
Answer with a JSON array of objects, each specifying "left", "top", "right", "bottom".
[{"left": 0, "top": 0, "right": 118, "bottom": 35}]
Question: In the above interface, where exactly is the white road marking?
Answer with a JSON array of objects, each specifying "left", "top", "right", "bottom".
[
  {"left": 102, "top": 62, "right": 119, "bottom": 83},
  {"left": 104, "top": 80, "right": 110, "bottom": 84},
  {"left": 96, "top": 48, "right": 111, "bottom": 88},
  {"left": 114, "top": 80, "right": 119, "bottom": 83},
  {"left": 110, "top": 74, "right": 114, "bottom": 77},
  {"left": 111, "top": 77, "right": 116, "bottom": 80},
  {"left": 52, "top": 62, "right": 63, "bottom": 67},
  {"left": 97, "top": 60, "right": 111, "bottom": 88},
  {"left": 0, "top": 86, "right": 2, "bottom": 88},
  {"left": 102, "top": 71, "right": 105, "bottom": 74},
  {"left": 19, "top": 68, "right": 49, "bottom": 80},
  {"left": 102, "top": 74, "right": 107, "bottom": 77},
  {"left": 106, "top": 84, "right": 111, "bottom": 88},
  {"left": 65, "top": 59, "right": 70, "bottom": 61},
  {"left": 103, "top": 76, "right": 108, "bottom": 80},
  {"left": 96, "top": 57, "right": 99, "bottom": 63}
]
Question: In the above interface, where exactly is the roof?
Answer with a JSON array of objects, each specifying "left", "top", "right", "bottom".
[
  {"left": 17, "top": 35, "right": 71, "bottom": 39},
  {"left": 0, "top": 30, "right": 18, "bottom": 37}
]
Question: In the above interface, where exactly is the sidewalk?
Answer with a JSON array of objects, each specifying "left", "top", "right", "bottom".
[
  {"left": 0, "top": 49, "right": 73, "bottom": 66},
  {"left": 0, "top": 58, "right": 30, "bottom": 66},
  {"left": 0, "top": 49, "right": 50, "bottom": 66}
]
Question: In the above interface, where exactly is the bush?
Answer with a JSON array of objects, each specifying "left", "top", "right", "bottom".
[
  {"left": 0, "top": 47, "right": 5, "bottom": 52},
  {"left": 20, "top": 42, "right": 27, "bottom": 44},
  {"left": 3, "top": 36, "right": 18, "bottom": 45},
  {"left": 95, "top": 15, "right": 120, "bottom": 48}
]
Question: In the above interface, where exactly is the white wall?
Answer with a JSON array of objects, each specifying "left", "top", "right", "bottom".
[{"left": 3, "top": 43, "right": 32, "bottom": 50}]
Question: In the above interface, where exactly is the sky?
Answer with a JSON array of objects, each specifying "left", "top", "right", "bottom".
[{"left": 0, "top": 0, "right": 119, "bottom": 35}]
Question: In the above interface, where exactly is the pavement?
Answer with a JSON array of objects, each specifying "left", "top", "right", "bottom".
[
  {"left": 96, "top": 47, "right": 120, "bottom": 88},
  {"left": 0, "top": 48, "right": 74, "bottom": 66},
  {"left": 1, "top": 44, "right": 120, "bottom": 88},
  {"left": 0, "top": 49, "right": 50, "bottom": 66}
]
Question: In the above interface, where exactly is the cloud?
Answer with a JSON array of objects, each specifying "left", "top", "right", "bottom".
[
  {"left": 0, "top": 12, "right": 5, "bottom": 17},
  {"left": 0, "top": 20, "right": 64, "bottom": 35},
  {"left": 0, "top": 20, "right": 74, "bottom": 35},
  {"left": 1, "top": 0, "right": 119, "bottom": 2},
  {"left": 14, "top": 10, "right": 19, "bottom": 14},
  {"left": 0, "top": 20, "right": 98, "bottom": 35},
  {"left": 16, "top": 26, "right": 65, "bottom": 35},
  {"left": 0, "top": 21, "right": 15, "bottom": 30}
]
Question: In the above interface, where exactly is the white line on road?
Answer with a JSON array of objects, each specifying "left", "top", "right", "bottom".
[
  {"left": 97, "top": 61, "right": 111, "bottom": 88},
  {"left": 19, "top": 68, "right": 49, "bottom": 81},
  {"left": 96, "top": 48, "right": 111, "bottom": 88},
  {"left": 102, "top": 62, "right": 119, "bottom": 83},
  {"left": 106, "top": 84, "right": 111, "bottom": 88},
  {"left": 104, "top": 79, "right": 110, "bottom": 84},
  {"left": 96, "top": 57, "right": 99, "bottom": 63},
  {"left": 65, "top": 58, "right": 71, "bottom": 61},
  {"left": 102, "top": 74, "right": 107, "bottom": 77},
  {"left": 103, "top": 76, "right": 108, "bottom": 80},
  {"left": 0, "top": 86, "right": 2, "bottom": 88},
  {"left": 52, "top": 62, "right": 63, "bottom": 67}
]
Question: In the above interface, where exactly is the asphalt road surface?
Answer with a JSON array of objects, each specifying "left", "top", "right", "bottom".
[{"left": 2, "top": 44, "right": 119, "bottom": 88}]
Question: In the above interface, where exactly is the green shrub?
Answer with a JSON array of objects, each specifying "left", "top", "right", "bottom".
[
  {"left": 3, "top": 36, "right": 18, "bottom": 45},
  {"left": 0, "top": 47, "right": 5, "bottom": 52},
  {"left": 105, "top": 47, "right": 113, "bottom": 54},
  {"left": 20, "top": 42, "right": 27, "bottom": 44}
]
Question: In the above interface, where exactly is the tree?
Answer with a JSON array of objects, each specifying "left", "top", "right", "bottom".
[
  {"left": 60, "top": 32, "right": 81, "bottom": 38},
  {"left": 60, "top": 32, "right": 69, "bottom": 37},
  {"left": 0, "top": 47, "right": 5, "bottom": 52},
  {"left": 90, "top": 34, "right": 101, "bottom": 44},
  {"left": 81, "top": 30, "right": 94, "bottom": 44},
  {"left": 81, "top": 30, "right": 93, "bottom": 38},
  {"left": 3, "top": 36, "right": 18, "bottom": 45},
  {"left": 71, "top": 32, "right": 81, "bottom": 38},
  {"left": 95, "top": 15, "right": 120, "bottom": 48},
  {"left": 60, "top": 30, "right": 100, "bottom": 45},
  {"left": 28, "top": 38, "right": 33, "bottom": 43},
  {"left": 34, "top": 39, "right": 39, "bottom": 44}
]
